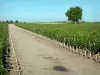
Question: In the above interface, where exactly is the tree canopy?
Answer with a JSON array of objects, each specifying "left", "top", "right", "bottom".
[
  {"left": 15, "top": 20, "right": 19, "bottom": 23},
  {"left": 65, "top": 6, "right": 83, "bottom": 23},
  {"left": 6, "top": 20, "right": 9, "bottom": 23},
  {"left": 10, "top": 20, "right": 13, "bottom": 23}
]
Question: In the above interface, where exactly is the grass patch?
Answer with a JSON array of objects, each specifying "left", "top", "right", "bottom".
[{"left": 0, "top": 23, "right": 9, "bottom": 75}]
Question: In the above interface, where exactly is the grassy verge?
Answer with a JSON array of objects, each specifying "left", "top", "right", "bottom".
[{"left": 0, "top": 23, "right": 9, "bottom": 75}]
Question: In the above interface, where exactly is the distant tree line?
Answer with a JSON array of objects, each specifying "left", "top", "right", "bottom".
[
  {"left": 0, "top": 20, "right": 26, "bottom": 23},
  {"left": 0, "top": 20, "right": 18, "bottom": 23}
]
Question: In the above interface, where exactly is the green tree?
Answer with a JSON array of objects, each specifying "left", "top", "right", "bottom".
[
  {"left": 10, "top": 20, "right": 13, "bottom": 23},
  {"left": 2, "top": 21, "right": 5, "bottom": 23},
  {"left": 6, "top": 20, "right": 9, "bottom": 23},
  {"left": 65, "top": 6, "right": 83, "bottom": 24},
  {"left": 15, "top": 20, "right": 19, "bottom": 23}
]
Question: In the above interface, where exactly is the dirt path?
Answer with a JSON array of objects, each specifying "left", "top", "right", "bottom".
[{"left": 9, "top": 24, "right": 100, "bottom": 75}]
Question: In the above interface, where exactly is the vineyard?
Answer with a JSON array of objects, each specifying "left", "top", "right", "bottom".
[
  {"left": 16, "top": 23, "right": 100, "bottom": 53},
  {"left": 0, "top": 23, "right": 9, "bottom": 74}
]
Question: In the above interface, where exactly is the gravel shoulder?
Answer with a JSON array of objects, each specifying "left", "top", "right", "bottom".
[{"left": 9, "top": 24, "right": 100, "bottom": 75}]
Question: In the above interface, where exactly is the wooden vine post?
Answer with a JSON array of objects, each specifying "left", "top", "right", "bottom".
[{"left": 63, "top": 37, "right": 66, "bottom": 47}]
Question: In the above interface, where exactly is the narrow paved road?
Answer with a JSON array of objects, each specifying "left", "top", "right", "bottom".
[{"left": 9, "top": 24, "right": 100, "bottom": 75}]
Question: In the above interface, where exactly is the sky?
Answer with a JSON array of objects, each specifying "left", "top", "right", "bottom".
[{"left": 0, "top": 0, "right": 100, "bottom": 22}]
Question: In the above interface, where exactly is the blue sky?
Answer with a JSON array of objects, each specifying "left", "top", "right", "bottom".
[{"left": 0, "top": 0, "right": 100, "bottom": 22}]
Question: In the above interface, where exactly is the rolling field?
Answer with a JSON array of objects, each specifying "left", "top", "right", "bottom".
[{"left": 16, "top": 22, "right": 100, "bottom": 53}]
